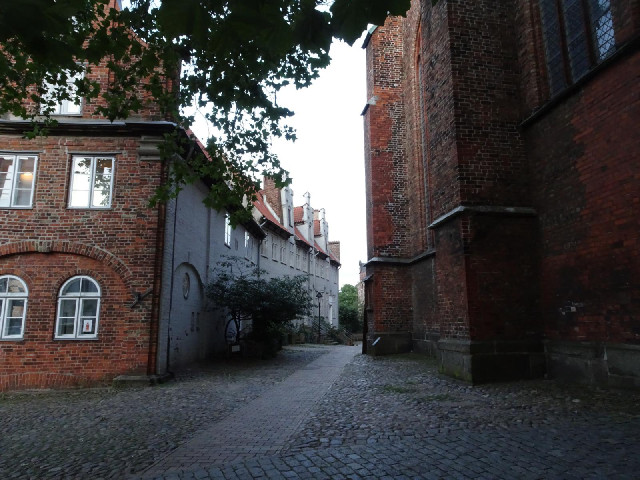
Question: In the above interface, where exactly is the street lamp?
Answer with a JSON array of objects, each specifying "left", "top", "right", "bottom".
[{"left": 316, "top": 291, "right": 323, "bottom": 343}]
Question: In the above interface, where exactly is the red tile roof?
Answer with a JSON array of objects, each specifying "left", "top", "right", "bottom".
[
  {"left": 253, "top": 191, "right": 290, "bottom": 236},
  {"left": 294, "top": 206, "right": 304, "bottom": 224}
]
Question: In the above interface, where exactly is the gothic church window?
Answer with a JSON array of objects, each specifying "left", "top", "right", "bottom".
[{"left": 539, "top": 0, "right": 615, "bottom": 95}]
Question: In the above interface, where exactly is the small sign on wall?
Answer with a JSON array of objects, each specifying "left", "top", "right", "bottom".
[{"left": 82, "top": 319, "right": 94, "bottom": 334}]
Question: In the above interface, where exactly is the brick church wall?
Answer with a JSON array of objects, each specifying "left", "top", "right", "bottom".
[{"left": 364, "top": 0, "right": 639, "bottom": 386}]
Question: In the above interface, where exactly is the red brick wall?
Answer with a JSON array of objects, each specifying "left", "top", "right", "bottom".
[
  {"left": 0, "top": 133, "right": 163, "bottom": 390},
  {"left": 526, "top": 51, "right": 640, "bottom": 345},
  {"left": 364, "top": 17, "right": 410, "bottom": 260},
  {"left": 0, "top": 253, "right": 150, "bottom": 391},
  {"left": 22, "top": 55, "right": 168, "bottom": 121},
  {"left": 447, "top": 0, "right": 531, "bottom": 208}
]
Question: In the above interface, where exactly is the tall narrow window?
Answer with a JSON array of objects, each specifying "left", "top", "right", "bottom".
[
  {"left": 0, "top": 155, "right": 37, "bottom": 208},
  {"left": 224, "top": 213, "right": 232, "bottom": 247},
  {"left": 539, "top": 0, "right": 615, "bottom": 95},
  {"left": 0, "top": 275, "right": 28, "bottom": 339},
  {"left": 69, "top": 156, "right": 114, "bottom": 209},
  {"left": 55, "top": 276, "right": 101, "bottom": 339}
]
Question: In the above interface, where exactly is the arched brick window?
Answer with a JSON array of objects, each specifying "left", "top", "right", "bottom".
[
  {"left": 0, "top": 275, "right": 28, "bottom": 339},
  {"left": 55, "top": 276, "right": 101, "bottom": 339}
]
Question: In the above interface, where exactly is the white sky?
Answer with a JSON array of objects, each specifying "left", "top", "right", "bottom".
[
  {"left": 271, "top": 40, "right": 367, "bottom": 288},
  {"left": 192, "top": 39, "right": 368, "bottom": 288}
]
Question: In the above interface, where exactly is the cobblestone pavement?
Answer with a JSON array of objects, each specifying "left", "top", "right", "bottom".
[
  {"left": 0, "top": 346, "right": 327, "bottom": 479},
  {"left": 2, "top": 345, "right": 640, "bottom": 479}
]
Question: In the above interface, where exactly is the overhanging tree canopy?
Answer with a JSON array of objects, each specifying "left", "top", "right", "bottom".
[{"left": 0, "top": 0, "right": 410, "bottom": 221}]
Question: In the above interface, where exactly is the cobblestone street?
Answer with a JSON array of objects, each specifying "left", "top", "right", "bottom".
[{"left": 1, "top": 344, "right": 639, "bottom": 479}]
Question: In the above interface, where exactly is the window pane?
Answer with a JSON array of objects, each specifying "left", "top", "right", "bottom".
[
  {"left": 80, "top": 278, "right": 99, "bottom": 294},
  {"left": 16, "top": 157, "right": 36, "bottom": 189},
  {"left": 62, "top": 279, "right": 81, "bottom": 295},
  {"left": 95, "top": 158, "right": 113, "bottom": 175},
  {"left": 60, "top": 299, "right": 77, "bottom": 317},
  {"left": 8, "top": 299, "right": 24, "bottom": 317},
  {"left": 58, "top": 317, "right": 75, "bottom": 336},
  {"left": 7, "top": 278, "right": 26, "bottom": 294},
  {"left": 589, "top": 0, "right": 614, "bottom": 60},
  {"left": 6, "top": 317, "right": 23, "bottom": 336},
  {"left": 81, "top": 299, "right": 98, "bottom": 317},
  {"left": 0, "top": 278, "right": 7, "bottom": 293},
  {"left": 17, "top": 157, "right": 35, "bottom": 175},
  {"left": 91, "top": 175, "right": 112, "bottom": 207},
  {"left": 0, "top": 157, "right": 14, "bottom": 208},
  {"left": 563, "top": 0, "right": 591, "bottom": 80},
  {"left": 13, "top": 189, "right": 32, "bottom": 207},
  {"left": 64, "top": 99, "right": 82, "bottom": 115},
  {"left": 70, "top": 157, "right": 92, "bottom": 207},
  {"left": 539, "top": 0, "right": 568, "bottom": 94},
  {"left": 69, "top": 189, "right": 90, "bottom": 208}
]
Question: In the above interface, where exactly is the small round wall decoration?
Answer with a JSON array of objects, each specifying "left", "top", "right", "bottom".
[{"left": 182, "top": 272, "right": 190, "bottom": 299}]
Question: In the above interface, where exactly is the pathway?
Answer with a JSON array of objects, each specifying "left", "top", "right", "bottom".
[{"left": 140, "top": 345, "right": 359, "bottom": 476}]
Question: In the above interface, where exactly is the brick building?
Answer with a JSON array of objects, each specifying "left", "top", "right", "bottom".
[
  {"left": 362, "top": 0, "right": 639, "bottom": 386},
  {"left": 0, "top": 32, "right": 272, "bottom": 389}
]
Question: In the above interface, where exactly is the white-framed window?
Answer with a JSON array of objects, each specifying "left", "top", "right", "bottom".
[
  {"left": 44, "top": 69, "right": 84, "bottom": 115},
  {"left": 296, "top": 253, "right": 301, "bottom": 270},
  {"left": 0, "top": 155, "right": 37, "bottom": 208},
  {"left": 69, "top": 156, "right": 114, "bottom": 209},
  {"left": 260, "top": 236, "right": 268, "bottom": 257},
  {"left": 280, "top": 246, "right": 286, "bottom": 264},
  {"left": 0, "top": 275, "right": 28, "bottom": 340},
  {"left": 289, "top": 246, "right": 294, "bottom": 268},
  {"left": 224, "top": 213, "right": 232, "bottom": 247},
  {"left": 55, "top": 276, "right": 101, "bottom": 339},
  {"left": 272, "top": 242, "right": 278, "bottom": 260}
]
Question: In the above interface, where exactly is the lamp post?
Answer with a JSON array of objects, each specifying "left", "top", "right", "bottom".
[{"left": 316, "top": 291, "right": 323, "bottom": 343}]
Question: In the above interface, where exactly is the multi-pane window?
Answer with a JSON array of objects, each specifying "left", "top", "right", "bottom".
[
  {"left": 539, "top": 0, "right": 615, "bottom": 95},
  {"left": 69, "top": 156, "right": 114, "bottom": 208},
  {"left": 0, "top": 155, "right": 37, "bottom": 208},
  {"left": 44, "top": 70, "right": 84, "bottom": 115},
  {"left": 244, "top": 232, "right": 251, "bottom": 259},
  {"left": 261, "top": 236, "right": 268, "bottom": 257},
  {"left": 55, "top": 276, "right": 101, "bottom": 339},
  {"left": 0, "top": 275, "right": 28, "bottom": 340},
  {"left": 224, "top": 213, "right": 232, "bottom": 247},
  {"left": 272, "top": 242, "right": 278, "bottom": 260}
]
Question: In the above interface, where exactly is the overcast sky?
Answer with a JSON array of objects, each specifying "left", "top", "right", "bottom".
[
  {"left": 271, "top": 39, "right": 367, "bottom": 288},
  {"left": 191, "top": 39, "right": 368, "bottom": 288}
]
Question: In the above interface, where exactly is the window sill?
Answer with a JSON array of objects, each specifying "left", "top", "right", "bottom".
[
  {"left": 54, "top": 337, "right": 100, "bottom": 341},
  {"left": 67, "top": 206, "right": 112, "bottom": 210}
]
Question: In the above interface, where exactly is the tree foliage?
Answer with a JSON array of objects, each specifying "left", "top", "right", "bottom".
[
  {"left": 0, "top": 0, "right": 410, "bottom": 221},
  {"left": 338, "top": 283, "right": 361, "bottom": 333},
  {"left": 206, "top": 258, "right": 312, "bottom": 352}
]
